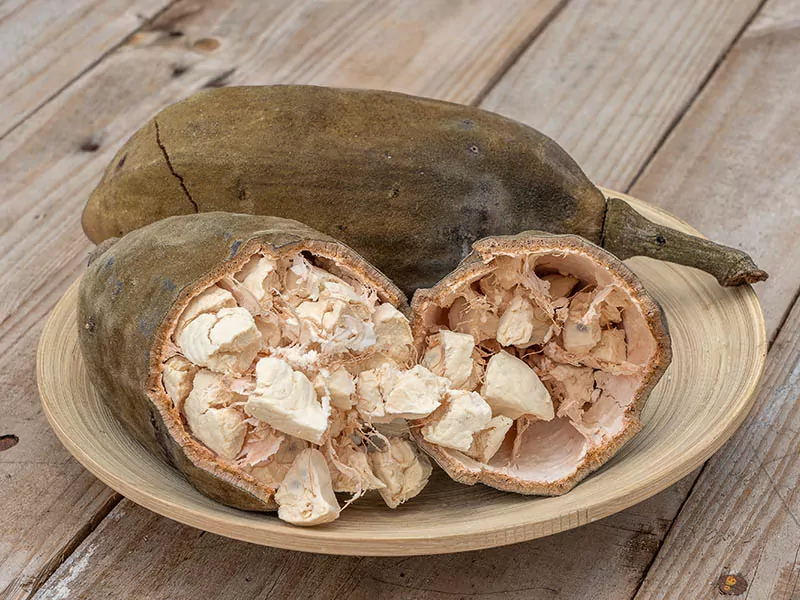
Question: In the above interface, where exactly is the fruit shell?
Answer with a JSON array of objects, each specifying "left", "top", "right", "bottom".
[
  {"left": 82, "top": 85, "right": 607, "bottom": 294},
  {"left": 78, "top": 212, "right": 407, "bottom": 511},
  {"left": 409, "top": 231, "right": 672, "bottom": 495}
]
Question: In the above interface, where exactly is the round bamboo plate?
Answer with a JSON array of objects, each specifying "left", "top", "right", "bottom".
[{"left": 37, "top": 191, "right": 766, "bottom": 556}]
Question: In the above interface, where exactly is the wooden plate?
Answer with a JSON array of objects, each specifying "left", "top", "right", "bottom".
[{"left": 37, "top": 191, "right": 766, "bottom": 556}]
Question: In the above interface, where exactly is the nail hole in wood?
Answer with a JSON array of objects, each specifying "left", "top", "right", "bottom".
[
  {"left": 193, "top": 37, "right": 220, "bottom": 51},
  {"left": 0, "top": 434, "right": 19, "bottom": 451},
  {"left": 80, "top": 139, "right": 101, "bottom": 152}
]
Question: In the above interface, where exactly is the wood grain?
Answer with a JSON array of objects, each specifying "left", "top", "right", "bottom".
[
  {"left": 629, "top": 6, "right": 800, "bottom": 596},
  {"left": 630, "top": 0, "right": 800, "bottom": 343},
  {"left": 1, "top": 0, "right": 564, "bottom": 596},
  {"left": 635, "top": 295, "right": 800, "bottom": 599},
  {"left": 0, "top": 0, "right": 173, "bottom": 138},
  {"left": 36, "top": 194, "right": 766, "bottom": 555},
  {"left": 479, "top": 0, "right": 764, "bottom": 190},
  {"left": 31, "top": 479, "right": 696, "bottom": 600}
]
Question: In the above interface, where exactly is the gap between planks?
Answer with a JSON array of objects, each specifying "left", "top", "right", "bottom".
[
  {"left": 469, "top": 0, "right": 570, "bottom": 107},
  {"left": 0, "top": 0, "right": 182, "bottom": 141},
  {"left": 624, "top": 0, "right": 770, "bottom": 194}
]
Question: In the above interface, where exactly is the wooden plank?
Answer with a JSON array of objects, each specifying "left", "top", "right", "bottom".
[
  {"left": 0, "top": 0, "right": 564, "bottom": 597},
  {"left": 32, "top": 476, "right": 697, "bottom": 600},
  {"left": 629, "top": 0, "right": 800, "bottom": 342},
  {"left": 480, "top": 0, "right": 764, "bottom": 190},
  {"left": 635, "top": 297, "right": 800, "bottom": 599},
  {"left": 0, "top": 0, "right": 174, "bottom": 138},
  {"left": 629, "top": 6, "right": 800, "bottom": 596}
]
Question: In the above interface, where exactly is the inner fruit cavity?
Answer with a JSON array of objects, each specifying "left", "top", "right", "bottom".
[
  {"left": 415, "top": 250, "right": 657, "bottom": 484},
  {"left": 160, "top": 251, "right": 443, "bottom": 525}
]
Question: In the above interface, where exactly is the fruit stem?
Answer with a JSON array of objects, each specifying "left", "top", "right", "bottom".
[{"left": 601, "top": 197, "right": 768, "bottom": 286}]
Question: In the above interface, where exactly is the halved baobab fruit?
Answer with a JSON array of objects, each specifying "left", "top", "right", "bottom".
[
  {"left": 79, "top": 213, "right": 444, "bottom": 526},
  {"left": 410, "top": 232, "right": 671, "bottom": 495}
]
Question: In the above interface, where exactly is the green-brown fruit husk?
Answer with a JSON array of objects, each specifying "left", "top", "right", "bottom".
[
  {"left": 78, "top": 212, "right": 407, "bottom": 511},
  {"left": 410, "top": 231, "right": 672, "bottom": 495},
  {"left": 81, "top": 85, "right": 767, "bottom": 295}
]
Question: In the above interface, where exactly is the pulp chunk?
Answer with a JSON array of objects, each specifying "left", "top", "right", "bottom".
[
  {"left": 482, "top": 351, "right": 554, "bottom": 420},
  {"left": 275, "top": 449, "right": 340, "bottom": 526},
  {"left": 421, "top": 390, "right": 492, "bottom": 452},
  {"left": 244, "top": 357, "right": 331, "bottom": 444},
  {"left": 328, "top": 444, "right": 385, "bottom": 493},
  {"left": 466, "top": 415, "right": 514, "bottom": 463},
  {"left": 234, "top": 255, "right": 279, "bottom": 306},
  {"left": 544, "top": 274, "right": 579, "bottom": 299},
  {"left": 372, "top": 303, "right": 414, "bottom": 363},
  {"left": 314, "top": 367, "right": 355, "bottom": 410},
  {"left": 162, "top": 355, "right": 197, "bottom": 409},
  {"left": 422, "top": 330, "right": 479, "bottom": 389},
  {"left": 177, "top": 307, "right": 262, "bottom": 374},
  {"left": 562, "top": 292, "right": 602, "bottom": 353},
  {"left": 355, "top": 364, "right": 444, "bottom": 421},
  {"left": 369, "top": 438, "right": 433, "bottom": 508},
  {"left": 384, "top": 365, "right": 447, "bottom": 419},
  {"left": 496, "top": 294, "right": 535, "bottom": 347},
  {"left": 354, "top": 363, "right": 400, "bottom": 422},
  {"left": 249, "top": 436, "right": 307, "bottom": 488},
  {"left": 591, "top": 329, "right": 627, "bottom": 363},
  {"left": 175, "top": 285, "right": 236, "bottom": 334},
  {"left": 448, "top": 295, "right": 499, "bottom": 342},
  {"left": 296, "top": 296, "right": 376, "bottom": 353},
  {"left": 183, "top": 370, "right": 246, "bottom": 460}
]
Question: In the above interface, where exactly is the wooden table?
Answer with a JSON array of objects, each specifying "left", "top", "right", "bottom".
[{"left": 2, "top": 1, "right": 798, "bottom": 598}]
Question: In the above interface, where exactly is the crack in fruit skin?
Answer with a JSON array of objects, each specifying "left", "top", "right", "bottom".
[
  {"left": 82, "top": 86, "right": 604, "bottom": 296},
  {"left": 84, "top": 85, "right": 765, "bottom": 295},
  {"left": 153, "top": 118, "right": 198, "bottom": 213}
]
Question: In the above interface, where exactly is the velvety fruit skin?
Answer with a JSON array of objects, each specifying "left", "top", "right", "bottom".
[
  {"left": 82, "top": 85, "right": 767, "bottom": 293},
  {"left": 77, "top": 212, "right": 405, "bottom": 511},
  {"left": 82, "top": 85, "right": 606, "bottom": 295}
]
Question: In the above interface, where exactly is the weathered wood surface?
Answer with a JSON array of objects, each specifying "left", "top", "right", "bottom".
[
  {"left": 630, "top": 0, "right": 800, "bottom": 343},
  {"left": 635, "top": 296, "right": 800, "bottom": 599},
  {"left": 480, "top": 0, "right": 764, "bottom": 190},
  {"left": 4, "top": 0, "right": 798, "bottom": 597},
  {"left": 0, "top": 0, "right": 173, "bottom": 137},
  {"left": 0, "top": 1, "right": 564, "bottom": 598},
  {"left": 632, "top": 2, "right": 800, "bottom": 595},
  {"left": 32, "top": 476, "right": 697, "bottom": 600}
]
